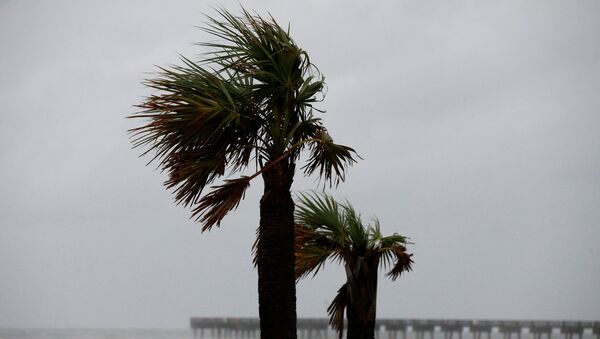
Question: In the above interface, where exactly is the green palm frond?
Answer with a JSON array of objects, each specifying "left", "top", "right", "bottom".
[
  {"left": 201, "top": 8, "right": 300, "bottom": 78},
  {"left": 368, "top": 219, "right": 383, "bottom": 241},
  {"left": 340, "top": 201, "right": 368, "bottom": 249},
  {"left": 199, "top": 7, "right": 324, "bottom": 153},
  {"left": 295, "top": 192, "right": 347, "bottom": 237}
]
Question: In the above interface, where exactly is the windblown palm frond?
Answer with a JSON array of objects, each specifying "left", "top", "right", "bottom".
[
  {"left": 294, "top": 234, "right": 333, "bottom": 278},
  {"left": 385, "top": 244, "right": 414, "bottom": 281},
  {"left": 327, "top": 283, "right": 349, "bottom": 339},
  {"left": 303, "top": 129, "right": 360, "bottom": 187},
  {"left": 294, "top": 222, "right": 348, "bottom": 279},
  {"left": 194, "top": 176, "right": 251, "bottom": 231},
  {"left": 295, "top": 192, "right": 346, "bottom": 236},
  {"left": 341, "top": 201, "right": 368, "bottom": 249},
  {"left": 129, "top": 9, "right": 358, "bottom": 229},
  {"left": 377, "top": 231, "right": 414, "bottom": 280}
]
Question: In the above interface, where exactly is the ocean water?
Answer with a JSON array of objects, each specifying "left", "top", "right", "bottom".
[
  {"left": 0, "top": 329, "right": 196, "bottom": 339},
  {"left": 0, "top": 328, "right": 338, "bottom": 339},
  {"left": 0, "top": 328, "right": 595, "bottom": 339}
]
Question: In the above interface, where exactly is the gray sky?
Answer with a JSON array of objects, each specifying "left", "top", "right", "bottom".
[{"left": 1, "top": 0, "right": 599, "bottom": 329}]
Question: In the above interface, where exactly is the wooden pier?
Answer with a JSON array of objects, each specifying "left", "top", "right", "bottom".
[{"left": 190, "top": 318, "right": 599, "bottom": 339}]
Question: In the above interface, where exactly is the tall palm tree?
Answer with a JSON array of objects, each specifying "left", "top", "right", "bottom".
[
  {"left": 295, "top": 192, "right": 414, "bottom": 339},
  {"left": 129, "top": 9, "right": 358, "bottom": 339}
]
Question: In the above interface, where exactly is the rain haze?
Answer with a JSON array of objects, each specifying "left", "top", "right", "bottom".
[{"left": 1, "top": 0, "right": 599, "bottom": 330}]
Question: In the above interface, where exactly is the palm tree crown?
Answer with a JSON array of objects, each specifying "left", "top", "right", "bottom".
[
  {"left": 295, "top": 192, "right": 414, "bottom": 339},
  {"left": 130, "top": 8, "right": 358, "bottom": 230}
]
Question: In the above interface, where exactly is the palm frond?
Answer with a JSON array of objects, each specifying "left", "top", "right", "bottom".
[
  {"left": 295, "top": 192, "right": 346, "bottom": 234},
  {"left": 295, "top": 223, "right": 318, "bottom": 251},
  {"left": 193, "top": 176, "right": 251, "bottom": 231},
  {"left": 379, "top": 233, "right": 409, "bottom": 248},
  {"left": 295, "top": 224, "right": 338, "bottom": 279},
  {"left": 199, "top": 8, "right": 323, "bottom": 129},
  {"left": 302, "top": 129, "right": 360, "bottom": 187},
  {"left": 129, "top": 59, "right": 260, "bottom": 210},
  {"left": 296, "top": 76, "right": 325, "bottom": 105},
  {"left": 327, "top": 283, "right": 349, "bottom": 339},
  {"left": 385, "top": 244, "right": 414, "bottom": 281},
  {"left": 295, "top": 244, "right": 333, "bottom": 280},
  {"left": 340, "top": 200, "right": 368, "bottom": 249}
]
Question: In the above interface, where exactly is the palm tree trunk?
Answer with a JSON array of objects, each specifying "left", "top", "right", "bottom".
[
  {"left": 257, "top": 160, "right": 297, "bottom": 339},
  {"left": 345, "top": 258, "right": 378, "bottom": 339}
]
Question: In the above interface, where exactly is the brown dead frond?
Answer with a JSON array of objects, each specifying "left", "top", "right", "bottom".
[
  {"left": 386, "top": 244, "right": 414, "bottom": 281},
  {"left": 193, "top": 176, "right": 251, "bottom": 231},
  {"left": 327, "top": 283, "right": 349, "bottom": 339}
]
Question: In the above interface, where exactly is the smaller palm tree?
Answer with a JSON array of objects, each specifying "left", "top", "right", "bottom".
[{"left": 295, "top": 192, "right": 414, "bottom": 339}]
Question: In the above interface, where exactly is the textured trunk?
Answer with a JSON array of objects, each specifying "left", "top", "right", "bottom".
[
  {"left": 257, "top": 160, "right": 297, "bottom": 339},
  {"left": 345, "top": 258, "right": 378, "bottom": 339}
]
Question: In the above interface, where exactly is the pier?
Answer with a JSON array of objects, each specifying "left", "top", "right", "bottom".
[{"left": 190, "top": 318, "right": 599, "bottom": 339}]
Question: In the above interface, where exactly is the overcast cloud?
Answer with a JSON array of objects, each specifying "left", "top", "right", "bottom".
[{"left": 1, "top": 0, "right": 599, "bottom": 329}]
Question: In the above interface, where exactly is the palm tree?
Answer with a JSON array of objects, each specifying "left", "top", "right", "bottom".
[
  {"left": 128, "top": 8, "right": 358, "bottom": 339},
  {"left": 295, "top": 192, "right": 414, "bottom": 339}
]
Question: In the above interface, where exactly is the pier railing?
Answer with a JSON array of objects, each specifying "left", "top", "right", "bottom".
[{"left": 190, "top": 318, "right": 599, "bottom": 339}]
